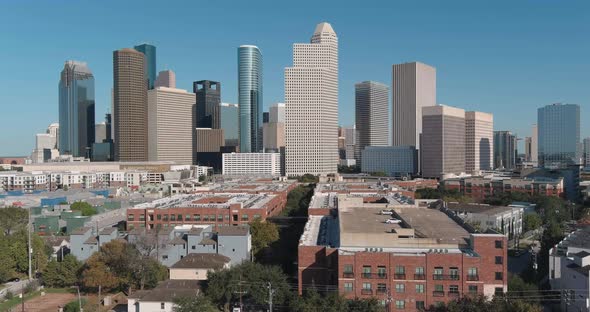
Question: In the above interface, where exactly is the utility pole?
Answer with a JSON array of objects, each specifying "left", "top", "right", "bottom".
[
  {"left": 28, "top": 207, "right": 32, "bottom": 280},
  {"left": 21, "top": 283, "right": 24, "bottom": 312},
  {"left": 233, "top": 276, "right": 247, "bottom": 312},
  {"left": 267, "top": 282, "right": 275, "bottom": 312},
  {"left": 98, "top": 285, "right": 101, "bottom": 312}
]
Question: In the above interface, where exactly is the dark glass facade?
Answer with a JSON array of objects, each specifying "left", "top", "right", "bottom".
[
  {"left": 238, "top": 45, "right": 263, "bottom": 152},
  {"left": 134, "top": 44, "right": 157, "bottom": 89},
  {"left": 194, "top": 80, "right": 221, "bottom": 129},
  {"left": 220, "top": 103, "right": 239, "bottom": 147},
  {"left": 538, "top": 103, "right": 580, "bottom": 168}
]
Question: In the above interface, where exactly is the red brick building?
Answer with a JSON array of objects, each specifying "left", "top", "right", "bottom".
[
  {"left": 298, "top": 196, "right": 507, "bottom": 311},
  {"left": 441, "top": 176, "right": 564, "bottom": 200}
]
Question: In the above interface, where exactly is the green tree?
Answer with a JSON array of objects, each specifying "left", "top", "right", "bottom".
[
  {"left": 63, "top": 298, "right": 87, "bottom": 312},
  {"left": 70, "top": 201, "right": 97, "bottom": 216},
  {"left": 174, "top": 296, "right": 219, "bottom": 312},
  {"left": 81, "top": 256, "right": 119, "bottom": 291},
  {"left": 522, "top": 213, "right": 542, "bottom": 232},
  {"left": 42, "top": 254, "right": 82, "bottom": 287},
  {"left": 283, "top": 185, "right": 314, "bottom": 217},
  {"left": 249, "top": 218, "right": 279, "bottom": 258},
  {"left": 427, "top": 295, "right": 542, "bottom": 312},
  {"left": 508, "top": 275, "right": 539, "bottom": 303},
  {"left": 0, "top": 207, "right": 28, "bottom": 235}
]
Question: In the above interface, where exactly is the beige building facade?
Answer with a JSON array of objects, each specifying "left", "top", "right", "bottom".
[{"left": 465, "top": 111, "right": 494, "bottom": 173}]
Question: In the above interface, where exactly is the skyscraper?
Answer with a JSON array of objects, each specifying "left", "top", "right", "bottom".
[
  {"left": 354, "top": 81, "right": 389, "bottom": 162},
  {"left": 531, "top": 124, "right": 538, "bottom": 165},
  {"left": 421, "top": 105, "right": 465, "bottom": 178},
  {"left": 465, "top": 111, "right": 493, "bottom": 173},
  {"left": 263, "top": 103, "right": 286, "bottom": 152},
  {"left": 269, "top": 103, "right": 285, "bottom": 123},
  {"left": 148, "top": 86, "right": 196, "bottom": 163},
  {"left": 285, "top": 22, "right": 338, "bottom": 175},
  {"left": 220, "top": 103, "right": 239, "bottom": 147},
  {"left": 58, "top": 61, "right": 95, "bottom": 158},
  {"left": 238, "top": 45, "right": 263, "bottom": 152},
  {"left": 113, "top": 48, "right": 148, "bottom": 161},
  {"left": 155, "top": 70, "right": 176, "bottom": 88},
  {"left": 392, "top": 62, "right": 436, "bottom": 149},
  {"left": 493, "top": 131, "right": 517, "bottom": 169},
  {"left": 584, "top": 137, "right": 590, "bottom": 167},
  {"left": 134, "top": 43, "right": 157, "bottom": 89},
  {"left": 525, "top": 137, "right": 533, "bottom": 162},
  {"left": 194, "top": 80, "right": 221, "bottom": 129},
  {"left": 538, "top": 103, "right": 581, "bottom": 168}
]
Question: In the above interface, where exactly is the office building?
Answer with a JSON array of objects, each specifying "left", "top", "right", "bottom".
[
  {"left": 113, "top": 48, "right": 148, "bottom": 161},
  {"left": 285, "top": 22, "right": 339, "bottom": 175},
  {"left": 531, "top": 124, "right": 538, "bottom": 165},
  {"left": 465, "top": 111, "right": 493, "bottom": 173},
  {"left": 194, "top": 128, "right": 224, "bottom": 170},
  {"left": 194, "top": 80, "right": 221, "bottom": 129},
  {"left": 361, "top": 146, "right": 417, "bottom": 176},
  {"left": 269, "top": 102, "right": 285, "bottom": 123},
  {"left": 343, "top": 126, "right": 356, "bottom": 161},
  {"left": 238, "top": 45, "right": 263, "bottom": 152},
  {"left": 355, "top": 81, "right": 389, "bottom": 162},
  {"left": 134, "top": 43, "right": 157, "bottom": 89},
  {"left": 92, "top": 114, "right": 114, "bottom": 162},
  {"left": 58, "top": 61, "right": 95, "bottom": 158},
  {"left": 525, "top": 137, "right": 533, "bottom": 162},
  {"left": 538, "top": 103, "right": 581, "bottom": 168},
  {"left": 148, "top": 87, "right": 196, "bottom": 163},
  {"left": 584, "top": 137, "right": 590, "bottom": 167},
  {"left": 421, "top": 105, "right": 465, "bottom": 178},
  {"left": 154, "top": 70, "right": 176, "bottom": 88},
  {"left": 95, "top": 122, "right": 107, "bottom": 143},
  {"left": 30, "top": 123, "right": 60, "bottom": 163},
  {"left": 263, "top": 122, "right": 285, "bottom": 152},
  {"left": 222, "top": 152, "right": 281, "bottom": 177},
  {"left": 493, "top": 131, "right": 517, "bottom": 170},
  {"left": 263, "top": 112, "right": 269, "bottom": 124},
  {"left": 220, "top": 103, "right": 239, "bottom": 147},
  {"left": 391, "top": 62, "right": 436, "bottom": 150}
]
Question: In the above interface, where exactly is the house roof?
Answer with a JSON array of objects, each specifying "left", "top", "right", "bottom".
[
  {"left": 171, "top": 253, "right": 230, "bottom": 270},
  {"left": 217, "top": 225, "right": 249, "bottom": 236},
  {"left": 128, "top": 280, "right": 202, "bottom": 302},
  {"left": 169, "top": 236, "right": 186, "bottom": 245},
  {"left": 199, "top": 237, "right": 217, "bottom": 245},
  {"left": 99, "top": 227, "right": 117, "bottom": 235},
  {"left": 71, "top": 227, "right": 92, "bottom": 235},
  {"left": 84, "top": 236, "right": 98, "bottom": 245},
  {"left": 573, "top": 250, "right": 590, "bottom": 258}
]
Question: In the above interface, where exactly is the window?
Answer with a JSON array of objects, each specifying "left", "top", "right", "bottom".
[
  {"left": 434, "top": 285, "right": 443, "bottom": 292},
  {"left": 449, "top": 267, "right": 459, "bottom": 280},
  {"left": 161, "top": 302, "right": 165, "bottom": 309},
  {"left": 395, "top": 283, "right": 405, "bottom": 293},
  {"left": 194, "top": 214, "right": 201, "bottom": 221},
  {"left": 139, "top": 214, "right": 145, "bottom": 221},
  {"left": 162, "top": 255, "right": 168, "bottom": 260},
  {"left": 242, "top": 214, "right": 249, "bottom": 221},
  {"left": 449, "top": 285, "right": 459, "bottom": 294},
  {"left": 163, "top": 215, "right": 168, "bottom": 221},
  {"left": 468, "top": 285, "right": 478, "bottom": 294},
  {"left": 495, "top": 256, "right": 503, "bottom": 264},
  {"left": 434, "top": 284, "right": 444, "bottom": 296},
  {"left": 185, "top": 214, "right": 191, "bottom": 221},
  {"left": 416, "top": 301, "right": 425, "bottom": 310},
  {"left": 157, "top": 214, "right": 161, "bottom": 220},
  {"left": 377, "top": 266, "right": 387, "bottom": 278},
  {"left": 495, "top": 272, "right": 503, "bottom": 281},
  {"left": 415, "top": 266, "right": 425, "bottom": 279},
  {"left": 377, "top": 283, "right": 387, "bottom": 294},
  {"left": 344, "top": 282, "right": 353, "bottom": 292},
  {"left": 170, "top": 214, "right": 176, "bottom": 221},
  {"left": 362, "top": 266, "right": 372, "bottom": 278},
  {"left": 495, "top": 240, "right": 503, "bottom": 248},
  {"left": 362, "top": 282, "right": 372, "bottom": 294},
  {"left": 127, "top": 215, "right": 134, "bottom": 221},
  {"left": 395, "top": 300, "right": 405, "bottom": 309},
  {"left": 344, "top": 264, "right": 353, "bottom": 273},
  {"left": 495, "top": 287, "right": 503, "bottom": 295},
  {"left": 191, "top": 245, "right": 195, "bottom": 250},
  {"left": 218, "top": 215, "right": 223, "bottom": 221},
  {"left": 253, "top": 214, "right": 261, "bottom": 219},
  {"left": 395, "top": 265, "right": 405, "bottom": 279},
  {"left": 415, "top": 284, "right": 424, "bottom": 293},
  {"left": 467, "top": 267, "right": 478, "bottom": 280},
  {"left": 433, "top": 267, "right": 443, "bottom": 279}
]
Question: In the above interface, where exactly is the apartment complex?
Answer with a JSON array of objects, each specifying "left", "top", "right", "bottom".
[
  {"left": 441, "top": 176, "right": 565, "bottom": 199},
  {"left": 465, "top": 111, "right": 493, "bottom": 173},
  {"left": 222, "top": 152, "right": 281, "bottom": 177},
  {"left": 447, "top": 203, "right": 524, "bottom": 238}
]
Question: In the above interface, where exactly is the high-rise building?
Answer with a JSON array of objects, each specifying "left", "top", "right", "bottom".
[
  {"left": 392, "top": 62, "right": 436, "bottom": 150},
  {"left": 113, "top": 48, "right": 148, "bottom": 161},
  {"left": 148, "top": 87, "right": 196, "bottom": 163},
  {"left": 493, "top": 131, "right": 517, "bottom": 169},
  {"left": 92, "top": 114, "right": 114, "bottom": 161},
  {"left": 584, "top": 137, "right": 590, "bottom": 167},
  {"left": 220, "top": 103, "right": 239, "bottom": 147},
  {"left": 538, "top": 103, "right": 581, "bottom": 168},
  {"left": 285, "top": 22, "right": 338, "bottom": 175},
  {"left": 30, "top": 123, "right": 60, "bottom": 163},
  {"left": 263, "top": 112, "right": 270, "bottom": 124},
  {"left": 194, "top": 128, "right": 224, "bottom": 170},
  {"left": 344, "top": 126, "right": 356, "bottom": 161},
  {"left": 361, "top": 146, "right": 417, "bottom": 176},
  {"left": 58, "top": 61, "right": 95, "bottom": 158},
  {"left": 525, "top": 137, "right": 533, "bottom": 162},
  {"left": 531, "top": 124, "right": 538, "bottom": 165},
  {"left": 465, "top": 111, "right": 493, "bottom": 173},
  {"left": 134, "top": 43, "right": 157, "bottom": 89},
  {"left": 154, "top": 70, "right": 176, "bottom": 88},
  {"left": 354, "top": 81, "right": 389, "bottom": 162},
  {"left": 95, "top": 122, "right": 107, "bottom": 143},
  {"left": 194, "top": 80, "right": 221, "bottom": 129},
  {"left": 263, "top": 103, "right": 286, "bottom": 152},
  {"left": 422, "top": 105, "right": 465, "bottom": 178},
  {"left": 269, "top": 103, "right": 285, "bottom": 123},
  {"left": 238, "top": 45, "right": 263, "bottom": 152}
]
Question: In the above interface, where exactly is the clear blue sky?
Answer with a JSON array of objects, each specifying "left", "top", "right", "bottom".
[{"left": 1, "top": 0, "right": 588, "bottom": 156}]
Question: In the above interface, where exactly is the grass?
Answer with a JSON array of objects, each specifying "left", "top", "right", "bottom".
[{"left": 0, "top": 288, "right": 73, "bottom": 311}]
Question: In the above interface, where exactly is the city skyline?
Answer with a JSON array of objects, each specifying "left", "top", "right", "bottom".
[{"left": 0, "top": 0, "right": 589, "bottom": 155}]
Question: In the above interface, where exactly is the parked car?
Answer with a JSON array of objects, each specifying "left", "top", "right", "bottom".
[
  {"left": 385, "top": 218, "right": 402, "bottom": 224},
  {"left": 380, "top": 210, "right": 393, "bottom": 215}
]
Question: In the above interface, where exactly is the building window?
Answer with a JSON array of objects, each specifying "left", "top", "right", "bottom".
[
  {"left": 177, "top": 214, "right": 182, "bottom": 221},
  {"left": 344, "top": 282, "right": 353, "bottom": 292},
  {"left": 495, "top": 240, "right": 503, "bottom": 248},
  {"left": 415, "top": 284, "right": 424, "bottom": 293},
  {"left": 495, "top": 256, "right": 503, "bottom": 264},
  {"left": 242, "top": 214, "right": 249, "bottom": 221},
  {"left": 467, "top": 267, "right": 478, "bottom": 280},
  {"left": 191, "top": 245, "right": 195, "bottom": 250},
  {"left": 185, "top": 214, "right": 191, "bottom": 221},
  {"left": 253, "top": 214, "right": 261, "bottom": 219},
  {"left": 194, "top": 214, "right": 201, "bottom": 221},
  {"left": 161, "top": 302, "right": 165, "bottom": 309},
  {"left": 495, "top": 287, "right": 503, "bottom": 295},
  {"left": 157, "top": 214, "right": 161, "bottom": 220},
  {"left": 415, "top": 266, "right": 425, "bottom": 279},
  {"left": 395, "top": 284, "right": 405, "bottom": 293},
  {"left": 127, "top": 215, "right": 134, "bottom": 221},
  {"left": 163, "top": 215, "right": 168, "bottom": 221},
  {"left": 138, "top": 214, "right": 145, "bottom": 221},
  {"left": 377, "top": 283, "right": 387, "bottom": 294},
  {"left": 343, "top": 264, "right": 353, "bottom": 277},
  {"left": 395, "top": 265, "right": 405, "bottom": 279},
  {"left": 218, "top": 215, "right": 223, "bottom": 221},
  {"left": 433, "top": 284, "right": 444, "bottom": 297},
  {"left": 162, "top": 255, "right": 168, "bottom": 260},
  {"left": 433, "top": 267, "right": 443, "bottom": 280},
  {"left": 449, "top": 267, "right": 459, "bottom": 280},
  {"left": 495, "top": 272, "right": 503, "bottom": 281},
  {"left": 362, "top": 282, "right": 372, "bottom": 295},
  {"left": 416, "top": 301, "right": 425, "bottom": 310},
  {"left": 468, "top": 285, "right": 478, "bottom": 294},
  {"left": 449, "top": 285, "right": 459, "bottom": 294},
  {"left": 395, "top": 300, "right": 405, "bottom": 309},
  {"left": 362, "top": 266, "right": 372, "bottom": 278},
  {"left": 377, "top": 266, "right": 387, "bottom": 278},
  {"left": 170, "top": 215, "right": 176, "bottom": 221}
]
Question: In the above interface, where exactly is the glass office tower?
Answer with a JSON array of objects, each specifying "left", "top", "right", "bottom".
[
  {"left": 58, "top": 61, "right": 95, "bottom": 157},
  {"left": 220, "top": 103, "right": 239, "bottom": 147},
  {"left": 538, "top": 103, "right": 580, "bottom": 168},
  {"left": 134, "top": 43, "right": 157, "bottom": 89},
  {"left": 238, "top": 45, "right": 263, "bottom": 152}
]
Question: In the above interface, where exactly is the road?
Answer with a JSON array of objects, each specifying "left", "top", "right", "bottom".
[{"left": 1, "top": 279, "right": 35, "bottom": 298}]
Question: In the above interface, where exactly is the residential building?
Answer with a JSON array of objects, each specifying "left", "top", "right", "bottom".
[
  {"left": 493, "top": 131, "right": 517, "bottom": 170},
  {"left": 222, "top": 152, "right": 281, "bottom": 177},
  {"left": 220, "top": 103, "right": 239, "bottom": 147},
  {"left": 154, "top": 70, "right": 176, "bottom": 88},
  {"left": 441, "top": 176, "right": 564, "bottom": 199},
  {"left": 421, "top": 105, "right": 466, "bottom": 178},
  {"left": 285, "top": 22, "right": 338, "bottom": 176},
  {"left": 465, "top": 111, "right": 493, "bottom": 173},
  {"left": 238, "top": 45, "right": 263, "bottom": 153},
  {"left": 134, "top": 43, "right": 156, "bottom": 89},
  {"left": 169, "top": 253, "right": 231, "bottom": 280},
  {"left": 538, "top": 103, "right": 581, "bottom": 168},
  {"left": 113, "top": 48, "right": 148, "bottom": 161},
  {"left": 148, "top": 87, "right": 196, "bottom": 163},
  {"left": 355, "top": 81, "right": 389, "bottom": 162},
  {"left": 194, "top": 80, "right": 221, "bottom": 129},
  {"left": 128, "top": 280, "right": 201, "bottom": 312},
  {"left": 549, "top": 227, "right": 590, "bottom": 312},
  {"left": 70, "top": 227, "right": 118, "bottom": 261},
  {"left": 58, "top": 61, "right": 95, "bottom": 158},
  {"left": 361, "top": 146, "right": 417, "bottom": 176},
  {"left": 447, "top": 203, "right": 523, "bottom": 239}
]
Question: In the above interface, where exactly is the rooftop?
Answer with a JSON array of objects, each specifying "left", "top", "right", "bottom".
[
  {"left": 217, "top": 225, "right": 250, "bottom": 236},
  {"left": 129, "top": 279, "right": 202, "bottom": 301},
  {"left": 171, "top": 253, "right": 230, "bottom": 270},
  {"left": 447, "top": 203, "right": 520, "bottom": 216},
  {"left": 130, "top": 192, "right": 276, "bottom": 210}
]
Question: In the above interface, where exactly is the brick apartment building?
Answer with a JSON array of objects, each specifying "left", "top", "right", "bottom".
[
  {"left": 298, "top": 195, "right": 507, "bottom": 311},
  {"left": 441, "top": 176, "right": 564, "bottom": 200}
]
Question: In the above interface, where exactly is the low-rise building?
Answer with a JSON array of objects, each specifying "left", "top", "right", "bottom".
[
  {"left": 549, "top": 227, "right": 590, "bottom": 312},
  {"left": 128, "top": 280, "right": 201, "bottom": 312},
  {"left": 222, "top": 152, "right": 282, "bottom": 177},
  {"left": 169, "top": 253, "right": 231, "bottom": 280},
  {"left": 70, "top": 227, "right": 118, "bottom": 261},
  {"left": 441, "top": 176, "right": 564, "bottom": 199},
  {"left": 447, "top": 203, "right": 524, "bottom": 239}
]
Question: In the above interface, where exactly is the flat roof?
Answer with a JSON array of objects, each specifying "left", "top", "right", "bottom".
[
  {"left": 130, "top": 192, "right": 276, "bottom": 210},
  {"left": 447, "top": 203, "right": 519, "bottom": 216}
]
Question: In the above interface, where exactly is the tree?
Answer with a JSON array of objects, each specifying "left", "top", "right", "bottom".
[
  {"left": 522, "top": 213, "right": 542, "bottom": 232},
  {"left": 174, "top": 296, "right": 219, "bottom": 312},
  {"left": 70, "top": 201, "right": 97, "bottom": 216},
  {"left": 81, "top": 255, "right": 119, "bottom": 291},
  {"left": 508, "top": 275, "right": 539, "bottom": 303},
  {"left": 42, "top": 255, "right": 82, "bottom": 287},
  {"left": 249, "top": 218, "right": 279, "bottom": 258},
  {"left": 426, "top": 295, "right": 542, "bottom": 312},
  {"left": 0, "top": 207, "right": 28, "bottom": 235}
]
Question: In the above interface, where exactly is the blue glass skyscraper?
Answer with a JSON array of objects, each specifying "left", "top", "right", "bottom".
[
  {"left": 134, "top": 43, "right": 157, "bottom": 89},
  {"left": 538, "top": 103, "right": 580, "bottom": 168},
  {"left": 58, "top": 61, "right": 95, "bottom": 157},
  {"left": 238, "top": 45, "right": 263, "bottom": 152}
]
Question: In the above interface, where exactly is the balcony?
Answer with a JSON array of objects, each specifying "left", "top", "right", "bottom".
[
  {"left": 362, "top": 273, "right": 372, "bottom": 279},
  {"left": 376, "top": 288, "right": 387, "bottom": 294},
  {"left": 361, "top": 289, "right": 373, "bottom": 295},
  {"left": 466, "top": 275, "right": 479, "bottom": 281},
  {"left": 448, "top": 291, "right": 460, "bottom": 297},
  {"left": 433, "top": 275, "right": 460, "bottom": 280},
  {"left": 393, "top": 274, "right": 406, "bottom": 280},
  {"left": 376, "top": 273, "right": 388, "bottom": 279},
  {"left": 433, "top": 291, "right": 444, "bottom": 297},
  {"left": 414, "top": 274, "right": 426, "bottom": 280},
  {"left": 343, "top": 272, "right": 354, "bottom": 278}
]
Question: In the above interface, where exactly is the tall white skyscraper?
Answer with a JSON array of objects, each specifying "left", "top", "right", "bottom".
[
  {"left": 465, "top": 111, "right": 493, "bottom": 173},
  {"left": 285, "top": 22, "right": 338, "bottom": 176},
  {"left": 269, "top": 103, "right": 285, "bottom": 123}
]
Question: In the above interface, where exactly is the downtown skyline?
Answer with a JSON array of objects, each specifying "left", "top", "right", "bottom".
[{"left": 0, "top": 0, "right": 589, "bottom": 155}]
